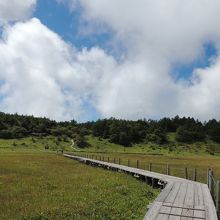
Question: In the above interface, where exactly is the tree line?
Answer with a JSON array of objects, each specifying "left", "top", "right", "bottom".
[
  {"left": 0, "top": 112, "right": 88, "bottom": 147},
  {"left": 1, "top": 112, "right": 220, "bottom": 147},
  {"left": 80, "top": 116, "right": 220, "bottom": 146}
]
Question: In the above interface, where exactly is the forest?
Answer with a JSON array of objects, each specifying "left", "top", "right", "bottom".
[{"left": 0, "top": 112, "right": 220, "bottom": 148}]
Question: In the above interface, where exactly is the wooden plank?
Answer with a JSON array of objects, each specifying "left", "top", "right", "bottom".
[
  {"left": 194, "top": 183, "right": 204, "bottom": 206},
  {"left": 165, "top": 182, "right": 181, "bottom": 204},
  {"left": 201, "top": 184, "right": 218, "bottom": 220},
  {"left": 194, "top": 183, "right": 205, "bottom": 219},
  {"left": 160, "top": 213, "right": 205, "bottom": 219},
  {"left": 156, "top": 203, "right": 172, "bottom": 220},
  {"left": 156, "top": 183, "right": 174, "bottom": 202},
  {"left": 169, "top": 182, "right": 188, "bottom": 220},
  {"left": 181, "top": 183, "right": 194, "bottom": 220},
  {"left": 144, "top": 202, "right": 162, "bottom": 220}
]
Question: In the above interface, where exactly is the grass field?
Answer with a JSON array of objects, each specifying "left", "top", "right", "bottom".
[
  {"left": 71, "top": 152, "right": 220, "bottom": 184},
  {"left": 1, "top": 134, "right": 220, "bottom": 157},
  {"left": 0, "top": 150, "right": 159, "bottom": 220},
  {"left": 85, "top": 134, "right": 220, "bottom": 156},
  {"left": 1, "top": 135, "right": 220, "bottom": 219},
  {"left": 1, "top": 135, "right": 220, "bottom": 183},
  {"left": 0, "top": 136, "right": 73, "bottom": 152},
  {"left": 64, "top": 134, "right": 219, "bottom": 184}
]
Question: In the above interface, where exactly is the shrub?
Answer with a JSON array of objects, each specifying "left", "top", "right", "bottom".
[{"left": 44, "top": 145, "right": 49, "bottom": 150}]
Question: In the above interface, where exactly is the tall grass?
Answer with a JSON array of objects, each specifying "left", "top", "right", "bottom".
[{"left": 72, "top": 152, "right": 220, "bottom": 184}]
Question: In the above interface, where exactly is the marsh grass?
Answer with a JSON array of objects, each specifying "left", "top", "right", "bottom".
[
  {"left": 73, "top": 152, "right": 220, "bottom": 184},
  {"left": 0, "top": 151, "right": 158, "bottom": 220}
]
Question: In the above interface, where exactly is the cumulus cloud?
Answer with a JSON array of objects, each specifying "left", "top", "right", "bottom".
[
  {"left": 1, "top": 1, "right": 220, "bottom": 121},
  {"left": 0, "top": 0, "right": 36, "bottom": 25},
  {"left": 0, "top": 18, "right": 117, "bottom": 121},
  {"left": 62, "top": 0, "right": 220, "bottom": 120},
  {"left": 76, "top": 0, "right": 220, "bottom": 62},
  {"left": 178, "top": 58, "right": 220, "bottom": 120}
]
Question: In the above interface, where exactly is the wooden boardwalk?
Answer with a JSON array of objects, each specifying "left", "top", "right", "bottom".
[{"left": 64, "top": 154, "right": 218, "bottom": 220}]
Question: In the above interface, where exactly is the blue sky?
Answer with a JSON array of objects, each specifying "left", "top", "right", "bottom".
[
  {"left": 34, "top": 0, "right": 113, "bottom": 52},
  {"left": 173, "top": 43, "right": 217, "bottom": 80},
  {"left": 1, "top": 0, "right": 220, "bottom": 121},
  {"left": 34, "top": 0, "right": 81, "bottom": 45}
]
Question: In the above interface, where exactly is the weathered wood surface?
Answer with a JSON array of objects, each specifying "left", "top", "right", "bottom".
[{"left": 64, "top": 154, "right": 218, "bottom": 220}]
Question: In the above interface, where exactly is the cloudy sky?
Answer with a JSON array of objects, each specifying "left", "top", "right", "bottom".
[{"left": 0, "top": 0, "right": 220, "bottom": 121}]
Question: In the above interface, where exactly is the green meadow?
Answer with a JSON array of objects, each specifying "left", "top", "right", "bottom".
[
  {"left": 1, "top": 135, "right": 220, "bottom": 219},
  {"left": 74, "top": 135, "right": 220, "bottom": 184},
  {"left": 0, "top": 150, "right": 158, "bottom": 220}
]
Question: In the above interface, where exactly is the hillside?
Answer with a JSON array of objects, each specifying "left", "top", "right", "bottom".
[{"left": 0, "top": 112, "right": 220, "bottom": 155}]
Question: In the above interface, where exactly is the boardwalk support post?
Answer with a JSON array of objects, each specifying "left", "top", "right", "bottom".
[
  {"left": 193, "top": 168, "right": 197, "bottom": 182},
  {"left": 216, "top": 181, "right": 220, "bottom": 216},
  {"left": 152, "top": 178, "right": 157, "bottom": 188},
  {"left": 208, "top": 169, "right": 214, "bottom": 198},
  {"left": 185, "top": 167, "right": 188, "bottom": 179},
  {"left": 167, "top": 164, "right": 170, "bottom": 175},
  {"left": 137, "top": 160, "right": 139, "bottom": 168},
  {"left": 149, "top": 163, "right": 152, "bottom": 171}
]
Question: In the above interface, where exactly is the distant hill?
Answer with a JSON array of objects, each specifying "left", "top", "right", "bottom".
[{"left": 1, "top": 112, "right": 220, "bottom": 154}]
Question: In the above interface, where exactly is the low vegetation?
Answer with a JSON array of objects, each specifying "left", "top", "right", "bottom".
[
  {"left": 72, "top": 151, "right": 220, "bottom": 183},
  {"left": 0, "top": 151, "right": 159, "bottom": 220},
  {"left": 0, "top": 136, "right": 73, "bottom": 152},
  {"left": 1, "top": 112, "right": 220, "bottom": 219}
]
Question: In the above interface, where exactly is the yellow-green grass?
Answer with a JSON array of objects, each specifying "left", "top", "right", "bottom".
[
  {"left": 0, "top": 151, "right": 158, "bottom": 220},
  {"left": 85, "top": 134, "right": 220, "bottom": 156},
  {"left": 72, "top": 152, "right": 220, "bottom": 184},
  {"left": 0, "top": 136, "right": 74, "bottom": 152}
]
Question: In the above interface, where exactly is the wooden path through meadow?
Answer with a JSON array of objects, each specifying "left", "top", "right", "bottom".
[{"left": 64, "top": 153, "right": 218, "bottom": 220}]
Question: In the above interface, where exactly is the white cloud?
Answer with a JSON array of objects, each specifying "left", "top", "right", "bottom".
[
  {"left": 77, "top": 0, "right": 220, "bottom": 63},
  {"left": 1, "top": 1, "right": 220, "bottom": 121},
  {"left": 61, "top": 0, "right": 220, "bottom": 120},
  {"left": 0, "top": 0, "right": 36, "bottom": 25},
  {"left": 0, "top": 18, "right": 118, "bottom": 121},
  {"left": 178, "top": 57, "right": 220, "bottom": 120}
]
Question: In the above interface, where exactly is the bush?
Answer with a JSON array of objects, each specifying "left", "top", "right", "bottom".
[
  {"left": 176, "top": 127, "right": 194, "bottom": 143},
  {"left": 44, "top": 145, "right": 49, "bottom": 150},
  {"left": 147, "top": 129, "right": 168, "bottom": 145},
  {"left": 208, "top": 126, "right": 220, "bottom": 143},
  {"left": 0, "top": 126, "right": 27, "bottom": 139},
  {"left": 206, "top": 145, "right": 215, "bottom": 155},
  {"left": 176, "top": 125, "right": 205, "bottom": 143},
  {"left": 62, "top": 135, "right": 68, "bottom": 142},
  {"left": 74, "top": 134, "right": 89, "bottom": 148},
  {"left": 32, "top": 137, "right": 36, "bottom": 143}
]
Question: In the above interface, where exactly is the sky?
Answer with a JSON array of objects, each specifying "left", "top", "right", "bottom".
[{"left": 0, "top": 0, "right": 220, "bottom": 122}]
